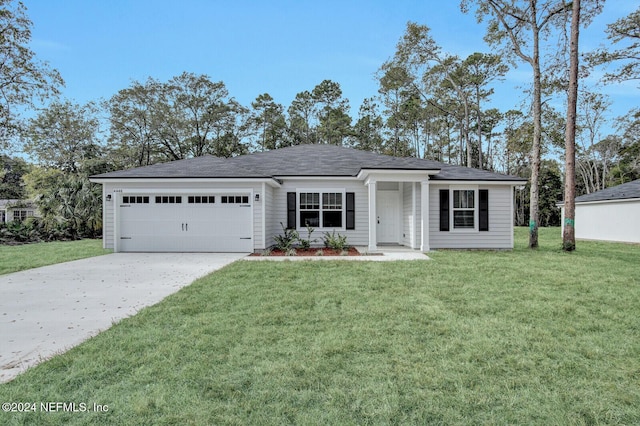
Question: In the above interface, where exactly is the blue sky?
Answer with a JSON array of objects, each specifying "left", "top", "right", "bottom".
[{"left": 26, "top": 0, "right": 638, "bottom": 131}]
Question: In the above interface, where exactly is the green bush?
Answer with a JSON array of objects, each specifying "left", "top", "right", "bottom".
[
  {"left": 0, "top": 220, "right": 41, "bottom": 244},
  {"left": 297, "top": 224, "right": 317, "bottom": 249},
  {"left": 0, "top": 217, "right": 88, "bottom": 245},
  {"left": 273, "top": 222, "right": 299, "bottom": 251},
  {"left": 323, "top": 230, "right": 349, "bottom": 251}
]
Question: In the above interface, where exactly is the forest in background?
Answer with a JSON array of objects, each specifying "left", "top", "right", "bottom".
[{"left": 0, "top": 0, "right": 638, "bottom": 242}]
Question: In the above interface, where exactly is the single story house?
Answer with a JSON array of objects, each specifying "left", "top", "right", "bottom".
[
  {"left": 0, "top": 199, "right": 39, "bottom": 224},
  {"left": 560, "top": 179, "right": 640, "bottom": 244},
  {"left": 90, "top": 145, "right": 527, "bottom": 252}
]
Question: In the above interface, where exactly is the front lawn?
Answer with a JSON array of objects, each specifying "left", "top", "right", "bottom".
[
  {"left": 0, "top": 239, "right": 110, "bottom": 275},
  {"left": 1, "top": 228, "right": 639, "bottom": 424}
]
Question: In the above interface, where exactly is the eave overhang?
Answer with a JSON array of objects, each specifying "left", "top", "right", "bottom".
[
  {"left": 430, "top": 179, "right": 528, "bottom": 185},
  {"left": 356, "top": 168, "right": 440, "bottom": 184},
  {"left": 557, "top": 197, "right": 640, "bottom": 207},
  {"left": 88, "top": 176, "right": 283, "bottom": 188}
]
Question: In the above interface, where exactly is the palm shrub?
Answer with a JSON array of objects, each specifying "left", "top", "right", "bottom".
[
  {"left": 322, "top": 230, "right": 349, "bottom": 251},
  {"left": 35, "top": 175, "right": 102, "bottom": 239},
  {"left": 297, "top": 224, "right": 317, "bottom": 249},
  {"left": 273, "top": 222, "right": 299, "bottom": 251},
  {"left": 0, "top": 222, "right": 30, "bottom": 243},
  {"left": 0, "top": 218, "right": 44, "bottom": 244}
]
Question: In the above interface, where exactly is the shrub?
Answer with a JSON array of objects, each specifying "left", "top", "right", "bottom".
[
  {"left": 0, "top": 220, "right": 43, "bottom": 244},
  {"left": 273, "top": 222, "right": 299, "bottom": 251},
  {"left": 0, "top": 215, "right": 98, "bottom": 246},
  {"left": 323, "top": 230, "right": 349, "bottom": 251},
  {"left": 285, "top": 248, "right": 297, "bottom": 257},
  {"left": 297, "top": 224, "right": 317, "bottom": 250}
]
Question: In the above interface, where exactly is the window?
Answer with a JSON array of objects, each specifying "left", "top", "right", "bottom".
[
  {"left": 299, "top": 192, "right": 320, "bottom": 227},
  {"left": 440, "top": 188, "right": 488, "bottom": 232},
  {"left": 221, "top": 195, "right": 249, "bottom": 204},
  {"left": 13, "top": 210, "right": 31, "bottom": 222},
  {"left": 299, "top": 191, "right": 343, "bottom": 228},
  {"left": 452, "top": 189, "right": 475, "bottom": 229},
  {"left": 155, "top": 196, "right": 182, "bottom": 204},
  {"left": 322, "top": 192, "right": 342, "bottom": 227},
  {"left": 188, "top": 196, "right": 215, "bottom": 204},
  {"left": 122, "top": 196, "right": 149, "bottom": 204}
]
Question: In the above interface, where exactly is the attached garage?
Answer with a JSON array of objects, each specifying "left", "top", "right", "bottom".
[{"left": 116, "top": 192, "right": 253, "bottom": 252}]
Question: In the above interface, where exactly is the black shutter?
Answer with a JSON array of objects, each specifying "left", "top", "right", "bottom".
[
  {"left": 287, "top": 192, "right": 296, "bottom": 229},
  {"left": 346, "top": 192, "right": 355, "bottom": 230},
  {"left": 479, "top": 189, "right": 489, "bottom": 231},
  {"left": 439, "top": 190, "right": 449, "bottom": 231}
]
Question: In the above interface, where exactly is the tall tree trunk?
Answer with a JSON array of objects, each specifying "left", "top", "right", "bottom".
[
  {"left": 487, "top": 132, "right": 492, "bottom": 170},
  {"left": 529, "top": 13, "right": 542, "bottom": 249},
  {"left": 459, "top": 129, "right": 464, "bottom": 165},
  {"left": 476, "top": 87, "right": 483, "bottom": 169},
  {"left": 446, "top": 122, "right": 451, "bottom": 163},
  {"left": 563, "top": 0, "right": 581, "bottom": 252}
]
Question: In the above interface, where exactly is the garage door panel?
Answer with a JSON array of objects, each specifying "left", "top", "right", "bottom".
[
  {"left": 118, "top": 193, "right": 252, "bottom": 252},
  {"left": 121, "top": 235, "right": 185, "bottom": 252},
  {"left": 181, "top": 235, "right": 251, "bottom": 252},
  {"left": 121, "top": 220, "right": 183, "bottom": 238}
]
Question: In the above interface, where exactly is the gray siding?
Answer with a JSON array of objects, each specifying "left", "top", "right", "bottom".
[
  {"left": 429, "top": 184, "right": 514, "bottom": 249},
  {"left": 270, "top": 179, "right": 369, "bottom": 247},
  {"left": 263, "top": 184, "right": 277, "bottom": 250},
  {"left": 103, "top": 183, "right": 115, "bottom": 249}
]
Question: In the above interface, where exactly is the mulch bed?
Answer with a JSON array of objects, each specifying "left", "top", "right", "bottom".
[{"left": 250, "top": 247, "right": 365, "bottom": 256}]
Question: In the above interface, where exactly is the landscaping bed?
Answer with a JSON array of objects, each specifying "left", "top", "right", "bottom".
[{"left": 251, "top": 247, "right": 364, "bottom": 256}]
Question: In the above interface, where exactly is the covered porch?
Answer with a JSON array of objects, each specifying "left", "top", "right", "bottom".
[{"left": 358, "top": 170, "right": 438, "bottom": 253}]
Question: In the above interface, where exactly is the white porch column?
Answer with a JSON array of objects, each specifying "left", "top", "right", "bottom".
[
  {"left": 411, "top": 182, "right": 417, "bottom": 249},
  {"left": 368, "top": 180, "right": 377, "bottom": 252},
  {"left": 420, "top": 179, "right": 430, "bottom": 252}
]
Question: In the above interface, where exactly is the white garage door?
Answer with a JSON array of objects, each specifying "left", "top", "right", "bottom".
[{"left": 118, "top": 193, "right": 252, "bottom": 252}]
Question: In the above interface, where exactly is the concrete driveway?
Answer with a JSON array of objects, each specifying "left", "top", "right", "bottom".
[{"left": 0, "top": 252, "right": 246, "bottom": 383}]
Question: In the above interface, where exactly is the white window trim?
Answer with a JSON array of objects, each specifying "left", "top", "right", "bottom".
[
  {"left": 450, "top": 186, "right": 479, "bottom": 233},
  {"left": 296, "top": 188, "right": 346, "bottom": 230},
  {"left": 13, "top": 210, "right": 32, "bottom": 222}
]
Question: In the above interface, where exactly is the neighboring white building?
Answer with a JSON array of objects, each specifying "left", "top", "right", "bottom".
[
  {"left": 90, "top": 145, "right": 527, "bottom": 253},
  {"left": 0, "top": 200, "right": 39, "bottom": 224},
  {"left": 561, "top": 179, "right": 640, "bottom": 244}
]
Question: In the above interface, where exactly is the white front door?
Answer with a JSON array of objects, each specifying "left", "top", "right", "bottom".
[{"left": 376, "top": 191, "right": 400, "bottom": 243}]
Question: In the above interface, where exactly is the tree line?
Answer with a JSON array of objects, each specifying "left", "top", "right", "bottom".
[{"left": 0, "top": 0, "right": 638, "bottom": 247}]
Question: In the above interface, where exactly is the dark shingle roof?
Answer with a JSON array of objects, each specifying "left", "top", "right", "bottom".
[
  {"left": 228, "top": 145, "right": 442, "bottom": 176},
  {"left": 575, "top": 179, "right": 640, "bottom": 203},
  {"left": 92, "top": 155, "right": 268, "bottom": 179},
  {"left": 92, "top": 145, "right": 526, "bottom": 182}
]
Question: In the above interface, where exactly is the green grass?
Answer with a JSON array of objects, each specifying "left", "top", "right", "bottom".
[
  {"left": 1, "top": 228, "right": 639, "bottom": 425},
  {"left": 0, "top": 239, "right": 111, "bottom": 275}
]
